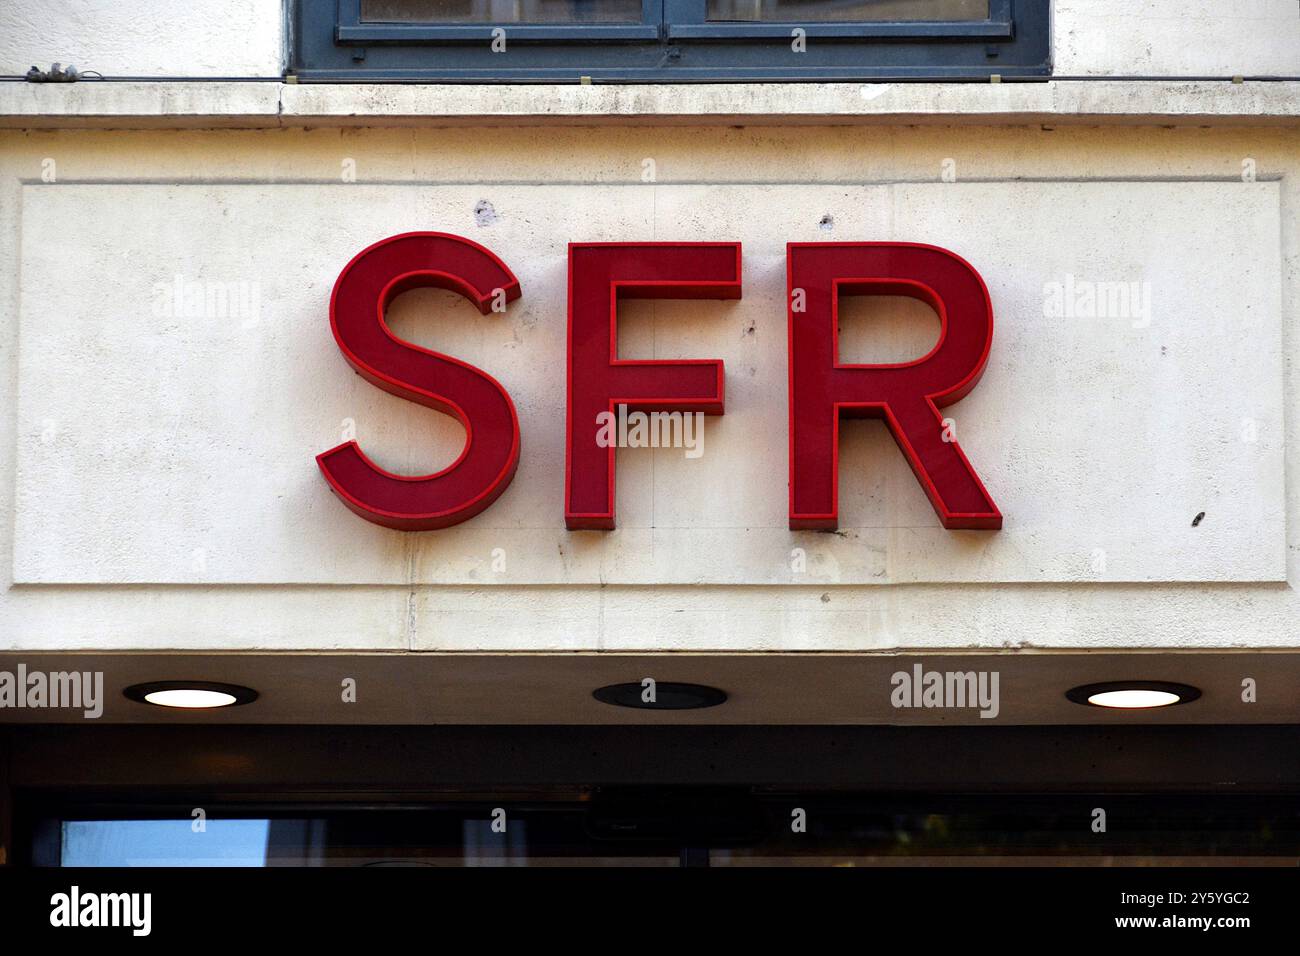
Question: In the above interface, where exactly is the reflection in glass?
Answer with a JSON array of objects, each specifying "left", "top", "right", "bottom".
[
  {"left": 362, "top": 0, "right": 643, "bottom": 23},
  {"left": 706, "top": 0, "right": 987, "bottom": 22},
  {"left": 61, "top": 819, "right": 271, "bottom": 867},
  {"left": 44, "top": 794, "right": 1298, "bottom": 867}
]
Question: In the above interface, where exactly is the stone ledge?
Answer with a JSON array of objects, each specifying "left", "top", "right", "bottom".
[{"left": 0, "top": 79, "right": 1297, "bottom": 130}]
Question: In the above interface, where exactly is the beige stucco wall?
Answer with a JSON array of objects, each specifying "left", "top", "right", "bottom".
[
  {"left": 0, "top": 122, "right": 1296, "bottom": 651},
  {"left": 1053, "top": 0, "right": 1300, "bottom": 77},
  {"left": 0, "top": 0, "right": 286, "bottom": 78}
]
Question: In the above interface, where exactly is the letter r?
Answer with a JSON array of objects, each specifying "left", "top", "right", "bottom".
[{"left": 787, "top": 242, "right": 1001, "bottom": 530}]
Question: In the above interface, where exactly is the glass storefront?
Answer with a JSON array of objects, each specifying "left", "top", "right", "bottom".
[{"left": 31, "top": 794, "right": 1300, "bottom": 867}]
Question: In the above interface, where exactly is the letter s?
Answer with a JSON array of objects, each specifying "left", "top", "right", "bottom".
[{"left": 317, "top": 232, "right": 521, "bottom": 530}]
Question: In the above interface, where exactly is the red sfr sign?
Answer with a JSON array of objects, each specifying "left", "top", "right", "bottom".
[{"left": 316, "top": 233, "right": 1001, "bottom": 533}]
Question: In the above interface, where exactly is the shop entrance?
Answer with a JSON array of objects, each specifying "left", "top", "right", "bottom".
[{"left": 5, "top": 725, "right": 1299, "bottom": 868}]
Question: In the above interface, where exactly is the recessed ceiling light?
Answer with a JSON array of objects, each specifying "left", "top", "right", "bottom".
[
  {"left": 124, "top": 681, "right": 258, "bottom": 709},
  {"left": 1066, "top": 681, "right": 1200, "bottom": 709},
  {"left": 593, "top": 681, "right": 727, "bottom": 710}
]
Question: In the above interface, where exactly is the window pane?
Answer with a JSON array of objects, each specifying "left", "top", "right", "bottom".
[
  {"left": 61, "top": 819, "right": 271, "bottom": 867},
  {"left": 41, "top": 796, "right": 1300, "bottom": 867},
  {"left": 706, "top": 0, "right": 988, "bottom": 22},
  {"left": 362, "top": 0, "right": 643, "bottom": 23}
]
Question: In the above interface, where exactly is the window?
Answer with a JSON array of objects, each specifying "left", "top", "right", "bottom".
[
  {"left": 60, "top": 819, "right": 274, "bottom": 867},
  {"left": 361, "top": 1, "right": 646, "bottom": 24},
  {"left": 291, "top": 0, "right": 1051, "bottom": 82},
  {"left": 25, "top": 793, "right": 1300, "bottom": 867}
]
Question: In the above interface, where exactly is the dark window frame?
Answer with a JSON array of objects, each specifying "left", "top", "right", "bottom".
[{"left": 292, "top": 0, "right": 1052, "bottom": 83}]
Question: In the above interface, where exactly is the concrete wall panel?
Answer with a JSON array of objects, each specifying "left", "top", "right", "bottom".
[{"left": 11, "top": 181, "right": 1284, "bottom": 587}]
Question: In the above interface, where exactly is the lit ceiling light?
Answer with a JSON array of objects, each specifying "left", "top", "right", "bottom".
[
  {"left": 124, "top": 681, "right": 258, "bottom": 709},
  {"left": 1066, "top": 681, "right": 1200, "bottom": 709},
  {"left": 593, "top": 681, "right": 727, "bottom": 710}
]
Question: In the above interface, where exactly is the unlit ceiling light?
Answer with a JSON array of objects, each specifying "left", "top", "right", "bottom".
[
  {"left": 124, "top": 681, "right": 257, "bottom": 709},
  {"left": 1066, "top": 681, "right": 1200, "bottom": 709},
  {"left": 593, "top": 681, "right": 727, "bottom": 710}
]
